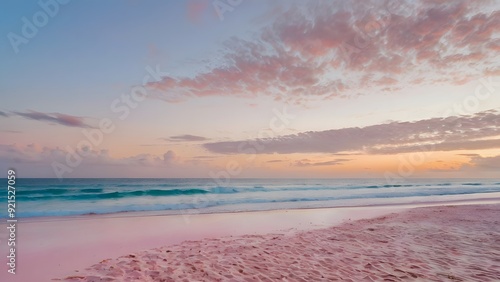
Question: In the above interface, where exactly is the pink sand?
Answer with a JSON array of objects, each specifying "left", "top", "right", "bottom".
[
  {"left": 2, "top": 206, "right": 406, "bottom": 282},
  {"left": 1, "top": 200, "right": 499, "bottom": 281},
  {"left": 59, "top": 204, "right": 500, "bottom": 281}
]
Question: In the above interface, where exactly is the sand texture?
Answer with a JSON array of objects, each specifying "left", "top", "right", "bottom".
[{"left": 59, "top": 204, "right": 500, "bottom": 281}]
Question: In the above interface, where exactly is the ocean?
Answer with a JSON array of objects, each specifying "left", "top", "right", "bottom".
[{"left": 3, "top": 178, "right": 500, "bottom": 218}]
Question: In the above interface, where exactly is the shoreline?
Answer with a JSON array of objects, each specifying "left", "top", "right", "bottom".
[
  {"left": 1, "top": 200, "right": 499, "bottom": 281},
  {"left": 9, "top": 179, "right": 500, "bottom": 219},
  {"left": 12, "top": 193, "right": 500, "bottom": 223}
]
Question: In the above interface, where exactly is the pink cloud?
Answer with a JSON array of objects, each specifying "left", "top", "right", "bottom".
[
  {"left": 485, "top": 68, "right": 500, "bottom": 76},
  {"left": 146, "top": 0, "right": 499, "bottom": 104},
  {"left": 374, "top": 76, "right": 398, "bottom": 86}
]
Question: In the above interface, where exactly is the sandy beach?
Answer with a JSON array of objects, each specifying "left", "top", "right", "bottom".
[
  {"left": 57, "top": 203, "right": 500, "bottom": 282},
  {"left": 0, "top": 200, "right": 498, "bottom": 281},
  {"left": 2, "top": 204, "right": 405, "bottom": 282}
]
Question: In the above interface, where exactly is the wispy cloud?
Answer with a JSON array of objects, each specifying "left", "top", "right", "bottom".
[
  {"left": 0, "top": 111, "right": 9, "bottom": 117},
  {"left": 164, "top": 134, "right": 210, "bottom": 142},
  {"left": 11, "top": 110, "right": 93, "bottom": 128},
  {"left": 204, "top": 110, "right": 500, "bottom": 154},
  {"left": 267, "top": 159, "right": 285, "bottom": 163},
  {"left": 294, "top": 159, "right": 351, "bottom": 167},
  {"left": 147, "top": 0, "right": 500, "bottom": 104},
  {"left": 457, "top": 153, "right": 481, "bottom": 157}
]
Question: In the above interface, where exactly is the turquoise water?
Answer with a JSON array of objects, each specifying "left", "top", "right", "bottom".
[{"left": 3, "top": 178, "right": 500, "bottom": 218}]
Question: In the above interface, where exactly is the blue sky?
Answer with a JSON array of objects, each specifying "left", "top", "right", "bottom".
[{"left": 1, "top": 0, "right": 500, "bottom": 178}]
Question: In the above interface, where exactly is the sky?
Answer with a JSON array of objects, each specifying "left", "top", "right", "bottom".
[{"left": 0, "top": 0, "right": 499, "bottom": 179}]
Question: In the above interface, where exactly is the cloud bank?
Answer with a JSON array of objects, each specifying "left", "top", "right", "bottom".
[
  {"left": 204, "top": 110, "right": 500, "bottom": 155},
  {"left": 468, "top": 154, "right": 500, "bottom": 169},
  {"left": 0, "top": 143, "right": 178, "bottom": 167}
]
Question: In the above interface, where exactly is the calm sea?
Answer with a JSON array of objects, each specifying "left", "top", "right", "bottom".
[{"left": 3, "top": 178, "right": 500, "bottom": 218}]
